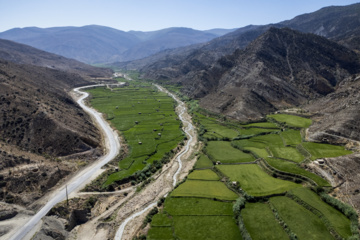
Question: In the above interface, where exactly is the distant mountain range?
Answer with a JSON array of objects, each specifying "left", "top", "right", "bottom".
[{"left": 0, "top": 26, "right": 236, "bottom": 63}]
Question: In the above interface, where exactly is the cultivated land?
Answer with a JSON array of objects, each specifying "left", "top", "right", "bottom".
[
  {"left": 146, "top": 109, "right": 357, "bottom": 239},
  {"left": 85, "top": 82, "right": 183, "bottom": 187}
]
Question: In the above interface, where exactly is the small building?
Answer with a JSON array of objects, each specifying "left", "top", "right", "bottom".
[
  {"left": 138, "top": 142, "right": 142, "bottom": 145},
  {"left": 216, "top": 161, "right": 221, "bottom": 165}
]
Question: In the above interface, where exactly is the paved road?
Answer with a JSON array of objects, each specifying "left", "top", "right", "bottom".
[{"left": 9, "top": 85, "right": 121, "bottom": 240}]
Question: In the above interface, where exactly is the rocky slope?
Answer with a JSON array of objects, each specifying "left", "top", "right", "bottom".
[
  {"left": 179, "top": 27, "right": 360, "bottom": 120},
  {"left": 0, "top": 39, "right": 113, "bottom": 79}
]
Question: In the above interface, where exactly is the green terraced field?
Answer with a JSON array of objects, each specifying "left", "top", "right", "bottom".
[
  {"left": 290, "top": 188, "right": 352, "bottom": 238},
  {"left": 242, "top": 203, "right": 288, "bottom": 240},
  {"left": 270, "top": 196, "right": 334, "bottom": 240},
  {"left": 241, "top": 122, "right": 279, "bottom": 128},
  {"left": 301, "top": 142, "right": 352, "bottom": 160},
  {"left": 147, "top": 226, "right": 173, "bottom": 240},
  {"left": 86, "top": 86, "right": 183, "bottom": 186},
  {"left": 265, "top": 157, "right": 330, "bottom": 186},
  {"left": 280, "top": 129, "right": 302, "bottom": 146},
  {"left": 194, "top": 154, "right": 213, "bottom": 169},
  {"left": 164, "top": 198, "right": 233, "bottom": 216},
  {"left": 250, "top": 134, "right": 284, "bottom": 147},
  {"left": 206, "top": 141, "right": 255, "bottom": 163},
  {"left": 151, "top": 213, "right": 173, "bottom": 227},
  {"left": 187, "top": 169, "right": 220, "bottom": 180},
  {"left": 173, "top": 216, "right": 242, "bottom": 240},
  {"left": 269, "top": 146, "right": 304, "bottom": 163},
  {"left": 267, "top": 114, "right": 312, "bottom": 128},
  {"left": 217, "top": 164, "right": 301, "bottom": 196},
  {"left": 171, "top": 180, "right": 238, "bottom": 200}
]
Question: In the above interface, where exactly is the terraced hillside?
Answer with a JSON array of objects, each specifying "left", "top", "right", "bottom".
[{"left": 145, "top": 110, "right": 358, "bottom": 240}]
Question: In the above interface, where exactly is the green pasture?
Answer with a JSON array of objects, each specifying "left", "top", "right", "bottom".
[
  {"left": 265, "top": 157, "right": 330, "bottom": 186},
  {"left": 86, "top": 86, "right": 183, "bottom": 186},
  {"left": 173, "top": 216, "right": 242, "bottom": 240},
  {"left": 171, "top": 180, "right": 238, "bottom": 200},
  {"left": 239, "top": 128, "right": 278, "bottom": 136},
  {"left": 270, "top": 196, "right": 334, "bottom": 240},
  {"left": 241, "top": 122, "right": 279, "bottom": 129},
  {"left": 164, "top": 197, "right": 233, "bottom": 216},
  {"left": 187, "top": 169, "right": 220, "bottom": 181},
  {"left": 250, "top": 134, "right": 284, "bottom": 147},
  {"left": 206, "top": 141, "right": 255, "bottom": 163},
  {"left": 301, "top": 142, "right": 352, "bottom": 160},
  {"left": 217, "top": 164, "right": 301, "bottom": 196},
  {"left": 267, "top": 114, "right": 312, "bottom": 128},
  {"left": 194, "top": 154, "right": 213, "bottom": 169},
  {"left": 242, "top": 203, "right": 288, "bottom": 240},
  {"left": 290, "top": 188, "right": 351, "bottom": 238}
]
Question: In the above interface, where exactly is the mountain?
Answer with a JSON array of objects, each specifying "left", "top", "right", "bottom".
[
  {"left": 119, "top": 3, "right": 360, "bottom": 78},
  {"left": 0, "top": 38, "right": 113, "bottom": 79},
  {"left": 179, "top": 27, "right": 360, "bottom": 120},
  {"left": 0, "top": 25, "right": 234, "bottom": 64}
]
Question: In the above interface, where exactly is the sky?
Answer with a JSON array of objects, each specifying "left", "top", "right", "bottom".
[{"left": 0, "top": 0, "right": 359, "bottom": 32}]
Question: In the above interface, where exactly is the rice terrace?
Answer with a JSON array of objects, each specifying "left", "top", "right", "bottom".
[{"left": 80, "top": 73, "right": 359, "bottom": 240}]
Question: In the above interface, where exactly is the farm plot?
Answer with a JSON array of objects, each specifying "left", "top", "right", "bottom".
[
  {"left": 242, "top": 203, "right": 288, "bottom": 240},
  {"left": 217, "top": 164, "right": 301, "bottom": 196},
  {"left": 241, "top": 122, "right": 279, "bottom": 129},
  {"left": 187, "top": 169, "right": 220, "bottom": 181},
  {"left": 86, "top": 86, "right": 183, "bottom": 186},
  {"left": 265, "top": 157, "right": 330, "bottom": 186},
  {"left": 280, "top": 129, "right": 302, "bottom": 146},
  {"left": 164, "top": 197, "right": 233, "bottom": 216},
  {"left": 270, "top": 196, "right": 334, "bottom": 240},
  {"left": 171, "top": 180, "right": 238, "bottom": 200},
  {"left": 289, "top": 188, "right": 351, "bottom": 238},
  {"left": 269, "top": 146, "right": 304, "bottom": 163},
  {"left": 206, "top": 141, "right": 255, "bottom": 163},
  {"left": 194, "top": 154, "right": 213, "bottom": 169},
  {"left": 268, "top": 114, "right": 312, "bottom": 128},
  {"left": 301, "top": 142, "right": 352, "bottom": 160}
]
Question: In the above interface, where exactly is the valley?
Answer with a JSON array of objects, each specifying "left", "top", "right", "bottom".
[{"left": 1, "top": 2, "right": 360, "bottom": 240}]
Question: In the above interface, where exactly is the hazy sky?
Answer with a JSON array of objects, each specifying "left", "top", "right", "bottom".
[{"left": 0, "top": 0, "right": 359, "bottom": 32}]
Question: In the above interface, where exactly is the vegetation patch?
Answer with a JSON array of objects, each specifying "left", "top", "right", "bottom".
[
  {"left": 151, "top": 213, "right": 173, "bottom": 227},
  {"left": 289, "top": 188, "right": 352, "bottom": 238},
  {"left": 86, "top": 85, "right": 183, "bottom": 187},
  {"left": 172, "top": 216, "right": 242, "bottom": 240},
  {"left": 267, "top": 114, "right": 312, "bottom": 128},
  {"left": 164, "top": 197, "right": 233, "bottom": 216},
  {"left": 187, "top": 169, "right": 220, "bottom": 181},
  {"left": 242, "top": 202, "right": 288, "bottom": 240},
  {"left": 301, "top": 142, "right": 352, "bottom": 160},
  {"left": 270, "top": 196, "right": 335, "bottom": 240},
  {"left": 147, "top": 226, "right": 173, "bottom": 240},
  {"left": 217, "top": 164, "right": 301, "bottom": 196},
  {"left": 269, "top": 146, "right": 304, "bottom": 163},
  {"left": 280, "top": 129, "right": 302, "bottom": 146},
  {"left": 206, "top": 141, "right": 255, "bottom": 164},
  {"left": 171, "top": 180, "right": 238, "bottom": 200},
  {"left": 241, "top": 122, "right": 279, "bottom": 128},
  {"left": 194, "top": 154, "right": 213, "bottom": 169},
  {"left": 265, "top": 157, "right": 330, "bottom": 186}
]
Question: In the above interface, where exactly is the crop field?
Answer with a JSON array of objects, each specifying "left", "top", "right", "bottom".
[
  {"left": 206, "top": 141, "right": 255, "bottom": 163},
  {"left": 164, "top": 197, "right": 233, "bottom": 216},
  {"left": 250, "top": 134, "right": 284, "bottom": 147},
  {"left": 171, "top": 180, "right": 238, "bottom": 200},
  {"left": 147, "top": 226, "right": 173, "bottom": 240},
  {"left": 151, "top": 213, "right": 173, "bottom": 227},
  {"left": 242, "top": 203, "right": 288, "bottom": 240},
  {"left": 301, "top": 142, "right": 352, "bottom": 160},
  {"left": 86, "top": 85, "right": 183, "bottom": 186},
  {"left": 269, "top": 146, "right": 304, "bottom": 163},
  {"left": 289, "top": 188, "right": 351, "bottom": 238},
  {"left": 270, "top": 196, "right": 334, "bottom": 240},
  {"left": 172, "top": 216, "right": 242, "bottom": 240},
  {"left": 217, "top": 164, "right": 301, "bottom": 196},
  {"left": 241, "top": 122, "right": 279, "bottom": 128},
  {"left": 194, "top": 154, "right": 213, "bottom": 169},
  {"left": 280, "top": 129, "right": 302, "bottom": 146},
  {"left": 187, "top": 169, "right": 220, "bottom": 180},
  {"left": 268, "top": 114, "right": 312, "bottom": 128},
  {"left": 266, "top": 157, "right": 330, "bottom": 186}
]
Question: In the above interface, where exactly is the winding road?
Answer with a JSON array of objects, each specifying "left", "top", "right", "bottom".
[{"left": 9, "top": 85, "right": 121, "bottom": 240}]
